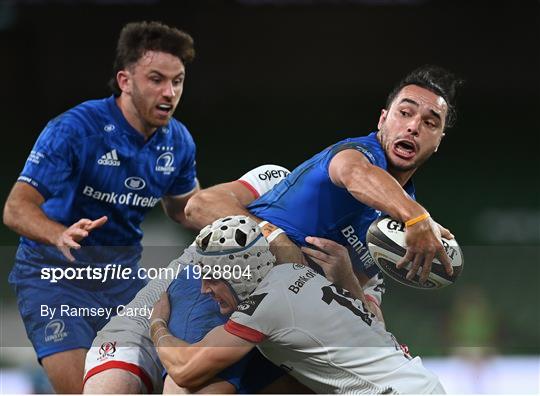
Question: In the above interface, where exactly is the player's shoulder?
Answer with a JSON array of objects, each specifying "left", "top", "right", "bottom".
[
  {"left": 240, "top": 264, "right": 317, "bottom": 317},
  {"left": 329, "top": 131, "right": 386, "bottom": 167},
  {"left": 258, "top": 263, "right": 317, "bottom": 291},
  {"left": 45, "top": 96, "right": 112, "bottom": 140},
  {"left": 234, "top": 269, "right": 287, "bottom": 319},
  {"left": 230, "top": 264, "right": 310, "bottom": 334}
]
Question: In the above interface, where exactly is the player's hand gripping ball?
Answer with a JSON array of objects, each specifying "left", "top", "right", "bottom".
[{"left": 366, "top": 217, "right": 464, "bottom": 289}]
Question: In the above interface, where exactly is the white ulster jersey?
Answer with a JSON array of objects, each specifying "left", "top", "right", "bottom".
[
  {"left": 85, "top": 164, "right": 292, "bottom": 391},
  {"left": 225, "top": 264, "right": 443, "bottom": 394}
]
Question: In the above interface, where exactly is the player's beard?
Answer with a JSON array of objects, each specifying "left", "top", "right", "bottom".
[
  {"left": 388, "top": 151, "right": 429, "bottom": 173},
  {"left": 379, "top": 126, "right": 431, "bottom": 173},
  {"left": 131, "top": 82, "right": 169, "bottom": 131}
]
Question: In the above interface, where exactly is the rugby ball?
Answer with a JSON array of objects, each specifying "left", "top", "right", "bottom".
[{"left": 366, "top": 217, "right": 464, "bottom": 289}]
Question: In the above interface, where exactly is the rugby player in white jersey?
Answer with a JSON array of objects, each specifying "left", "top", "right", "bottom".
[
  {"left": 83, "top": 165, "right": 384, "bottom": 393},
  {"left": 151, "top": 216, "right": 444, "bottom": 394},
  {"left": 82, "top": 164, "right": 290, "bottom": 393}
]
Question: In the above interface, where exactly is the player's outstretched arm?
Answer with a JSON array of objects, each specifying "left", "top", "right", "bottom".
[
  {"left": 3, "top": 182, "right": 107, "bottom": 261},
  {"left": 184, "top": 181, "right": 256, "bottom": 230},
  {"left": 150, "top": 293, "right": 254, "bottom": 389},
  {"left": 185, "top": 180, "right": 307, "bottom": 265},
  {"left": 329, "top": 149, "right": 452, "bottom": 284}
]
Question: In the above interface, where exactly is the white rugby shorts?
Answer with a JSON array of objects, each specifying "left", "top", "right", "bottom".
[{"left": 84, "top": 330, "right": 163, "bottom": 393}]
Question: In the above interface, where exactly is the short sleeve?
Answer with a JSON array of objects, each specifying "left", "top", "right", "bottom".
[
  {"left": 225, "top": 291, "right": 278, "bottom": 342},
  {"left": 237, "top": 165, "right": 290, "bottom": 199},
  {"left": 166, "top": 130, "right": 198, "bottom": 196},
  {"left": 18, "top": 122, "right": 75, "bottom": 199},
  {"left": 317, "top": 134, "right": 388, "bottom": 175},
  {"left": 224, "top": 320, "right": 267, "bottom": 343},
  {"left": 328, "top": 141, "right": 381, "bottom": 166}
]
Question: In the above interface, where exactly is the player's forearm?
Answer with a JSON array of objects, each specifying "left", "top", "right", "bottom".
[
  {"left": 162, "top": 204, "right": 199, "bottom": 231},
  {"left": 161, "top": 186, "right": 201, "bottom": 231},
  {"left": 185, "top": 188, "right": 261, "bottom": 229},
  {"left": 159, "top": 344, "right": 216, "bottom": 388},
  {"left": 339, "top": 275, "right": 365, "bottom": 302},
  {"left": 338, "top": 271, "right": 385, "bottom": 325},
  {"left": 152, "top": 324, "right": 190, "bottom": 369},
  {"left": 3, "top": 195, "right": 65, "bottom": 245},
  {"left": 344, "top": 164, "right": 426, "bottom": 222},
  {"left": 152, "top": 322, "right": 221, "bottom": 389}
]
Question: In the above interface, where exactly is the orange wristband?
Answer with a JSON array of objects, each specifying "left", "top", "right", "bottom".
[
  {"left": 258, "top": 221, "right": 285, "bottom": 243},
  {"left": 405, "top": 213, "right": 430, "bottom": 227}
]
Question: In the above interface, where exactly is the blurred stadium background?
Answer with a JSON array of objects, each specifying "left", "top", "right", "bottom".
[{"left": 0, "top": 0, "right": 538, "bottom": 393}]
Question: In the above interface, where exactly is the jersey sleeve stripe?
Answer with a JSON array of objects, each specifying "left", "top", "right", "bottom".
[
  {"left": 224, "top": 320, "right": 266, "bottom": 343},
  {"left": 83, "top": 360, "right": 154, "bottom": 393},
  {"left": 330, "top": 142, "right": 378, "bottom": 165},
  {"left": 236, "top": 180, "right": 260, "bottom": 199},
  {"left": 167, "top": 178, "right": 200, "bottom": 198},
  {"left": 17, "top": 175, "right": 52, "bottom": 199}
]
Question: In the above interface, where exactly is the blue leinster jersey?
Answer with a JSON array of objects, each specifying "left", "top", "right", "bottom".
[
  {"left": 16, "top": 95, "right": 197, "bottom": 267},
  {"left": 248, "top": 132, "right": 415, "bottom": 277}
]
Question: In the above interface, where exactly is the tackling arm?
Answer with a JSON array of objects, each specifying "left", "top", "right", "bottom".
[
  {"left": 185, "top": 180, "right": 307, "bottom": 265},
  {"left": 184, "top": 181, "right": 257, "bottom": 230},
  {"left": 152, "top": 322, "right": 255, "bottom": 389}
]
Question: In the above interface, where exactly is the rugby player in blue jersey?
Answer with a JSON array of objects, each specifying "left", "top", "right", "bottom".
[
  {"left": 188, "top": 65, "right": 461, "bottom": 291},
  {"left": 3, "top": 21, "right": 200, "bottom": 393}
]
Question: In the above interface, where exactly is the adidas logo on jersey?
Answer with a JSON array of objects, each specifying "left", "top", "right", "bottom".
[{"left": 98, "top": 149, "right": 120, "bottom": 166}]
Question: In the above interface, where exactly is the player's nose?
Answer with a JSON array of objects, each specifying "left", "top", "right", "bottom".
[
  {"left": 406, "top": 115, "right": 421, "bottom": 136},
  {"left": 163, "top": 81, "right": 176, "bottom": 98}
]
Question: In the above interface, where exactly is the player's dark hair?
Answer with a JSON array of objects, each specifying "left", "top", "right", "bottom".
[
  {"left": 385, "top": 65, "right": 464, "bottom": 128},
  {"left": 109, "top": 21, "right": 195, "bottom": 96}
]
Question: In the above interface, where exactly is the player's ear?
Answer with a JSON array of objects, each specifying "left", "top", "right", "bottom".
[
  {"left": 116, "top": 70, "right": 131, "bottom": 94},
  {"left": 377, "top": 109, "right": 388, "bottom": 130},
  {"left": 434, "top": 132, "right": 446, "bottom": 153}
]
